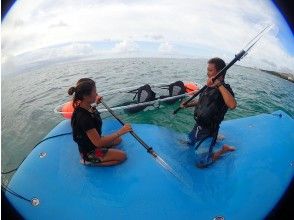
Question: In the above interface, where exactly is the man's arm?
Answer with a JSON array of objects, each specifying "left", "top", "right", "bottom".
[
  {"left": 217, "top": 84, "right": 237, "bottom": 109},
  {"left": 207, "top": 78, "right": 237, "bottom": 110},
  {"left": 181, "top": 100, "right": 198, "bottom": 108}
]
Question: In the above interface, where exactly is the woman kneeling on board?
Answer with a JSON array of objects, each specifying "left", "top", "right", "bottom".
[{"left": 68, "top": 78, "right": 132, "bottom": 166}]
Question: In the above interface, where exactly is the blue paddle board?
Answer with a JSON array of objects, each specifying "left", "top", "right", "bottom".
[{"left": 5, "top": 110, "right": 294, "bottom": 219}]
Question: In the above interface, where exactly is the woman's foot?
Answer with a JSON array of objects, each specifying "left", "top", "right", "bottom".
[
  {"left": 80, "top": 159, "right": 92, "bottom": 165},
  {"left": 217, "top": 134, "right": 225, "bottom": 141}
]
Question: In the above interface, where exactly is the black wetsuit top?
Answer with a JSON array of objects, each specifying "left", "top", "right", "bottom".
[{"left": 71, "top": 107, "right": 102, "bottom": 155}]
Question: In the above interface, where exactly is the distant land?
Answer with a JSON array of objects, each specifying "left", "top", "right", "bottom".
[
  {"left": 236, "top": 64, "right": 294, "bottom": 83},
  {"left": 259, "top": 69, "right": 294, "bottom": 83}
]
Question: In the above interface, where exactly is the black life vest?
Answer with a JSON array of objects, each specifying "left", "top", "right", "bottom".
[{"left": 194, "top": 85, "right": 230, "bottom": 131}]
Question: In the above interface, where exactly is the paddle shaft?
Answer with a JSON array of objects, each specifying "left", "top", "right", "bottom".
[
  {"left": 173, "top": 50, "right": 246, "bottom": 114},
  {"left": 100, "top": 100, "right": 157, "bottom": 157}
]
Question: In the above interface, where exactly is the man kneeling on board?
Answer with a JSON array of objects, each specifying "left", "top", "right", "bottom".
[{"left": 181, "top": 58, "right": 236, "bottom": 168}]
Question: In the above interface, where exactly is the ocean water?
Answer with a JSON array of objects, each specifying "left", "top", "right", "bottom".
[{"left": 2, "top": 58, "right": 294, "bottom": 183}]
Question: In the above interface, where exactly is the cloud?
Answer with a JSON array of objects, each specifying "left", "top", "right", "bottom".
[
  {"left": 112, "top": 40, "right": 139, "bottom": 54},
  {"left": 27, "top": 43, "right": 96, "bottom": 62},
  {"left": 1, "top": 0, "right": 293, "bottom": 74},
  {"left": 144, "top": 34, "right": 164, "bottom": 41},
  {"left": 158, "top": 41, "right": 174, "bottom": 54},
  {"left": 239, "top": 33, "right": 294, "bottom": 73},
  {"left": 1, "top": 42, "right": 97, "bottom": 74},
  {"left": 11, "top": 19, "right": 25, "bottom": 27},
  {"left": 49, "top": 21, "right": 69, "bottom": 28}
]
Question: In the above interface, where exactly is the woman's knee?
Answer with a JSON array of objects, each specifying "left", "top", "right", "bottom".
[
  {"left": 117, "top": 151, "right": 127, "bottom": 162},
  {"left": 106, "top": 149, "right": 126, "bottom": 162}
]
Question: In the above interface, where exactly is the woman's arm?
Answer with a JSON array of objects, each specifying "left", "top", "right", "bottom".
[
  {"left": 86, "top": 124, "right": 132, "bottom": 148},
  {"left": 86, "top": 129, "right": 120, "bottom": 148}
]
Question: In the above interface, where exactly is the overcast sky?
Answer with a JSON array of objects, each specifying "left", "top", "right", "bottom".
[{"left": 2, "top": 0, "right": 294, "bottom": 75}]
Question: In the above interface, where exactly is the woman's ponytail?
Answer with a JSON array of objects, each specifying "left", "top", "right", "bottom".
[{"left": 68, "top": 87, "right": 76, "bottom": 95}]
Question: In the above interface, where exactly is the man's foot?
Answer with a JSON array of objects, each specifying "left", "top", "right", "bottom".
[
  {"left": 222, "top": 144, "right": 236, "bottom": 153},
  {"left": 211, "top": 145, "right": 235, "bottom": 161}
]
